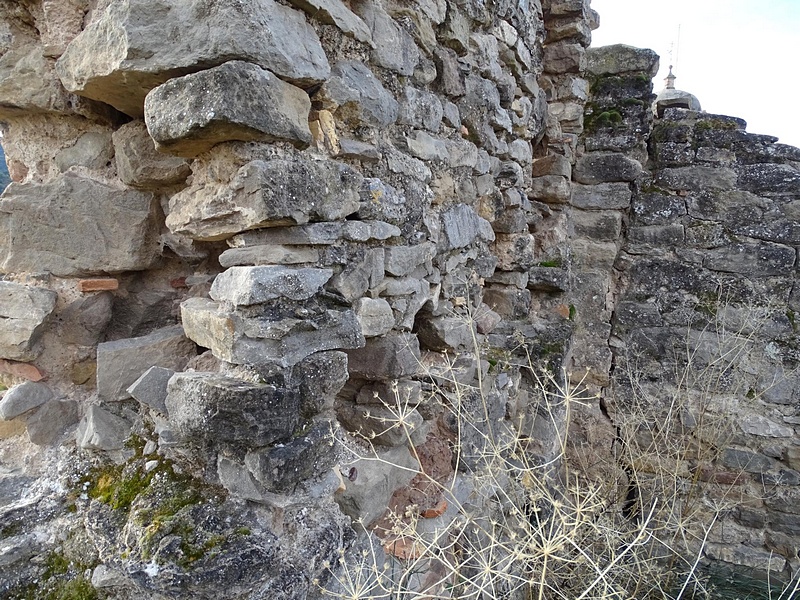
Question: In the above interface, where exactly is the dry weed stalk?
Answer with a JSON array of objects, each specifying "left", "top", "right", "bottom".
[{"left": 320, "top": 296, "right": 800, "bottom": 600}]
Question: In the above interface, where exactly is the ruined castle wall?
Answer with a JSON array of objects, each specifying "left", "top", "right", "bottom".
[
  {"left": 0, "top": 0, "right": 798, "bottom": 596},
  {"left": 0, "top": 0, "right": 598, "bottom": 596}
]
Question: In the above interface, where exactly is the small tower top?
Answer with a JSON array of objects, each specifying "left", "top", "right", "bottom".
[{"left": 664, "top": 65, "right": 677, "bottom": 90}]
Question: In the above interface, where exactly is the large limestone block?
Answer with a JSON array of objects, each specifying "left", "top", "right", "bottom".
[
  {"left": 166, "top": 158, "right": 362, "bottom": 240},
  {"left": 584, "top": 44, "right": 659, "bottom": 77},
  {"left": 96, "top": 325, "right": 196, "bottom": 401},
  {"left": 286, "top": 0, "right": 373, "bottom": 46},
  {"left": 573, "top": 152, "right": 642, "bottom": 185},
  {"left": 210, "top": 266, "right": 333, "bottom": 306},
  {"left": 0, "top": 176, "right": 159, "bottom": 277},
  {"left": 165, "top": 372, "right": 300, "bottom": 446},
  {"left": 0, "top": 33, "right": 95, "bottom": 118},
  {"left": 180, "top": 297, "right": 365, "bottom": 367},
  {"left": 145, "top": 61, "right": 312, "bottom": 157},
  {"left": 320, "top": 62, "right": 400, "bottom": 128},
  {"left": 0, "top": 282, "right": 57, "bottom": 362},
  {"left": 353, "top": 0, "right": 419, "bottom": 76},
  {"left": 112, "top": 121, "right": 191, "bottom": 189},
  {"left": 56, "top": 0, "right": 330, "bottom": 117}
]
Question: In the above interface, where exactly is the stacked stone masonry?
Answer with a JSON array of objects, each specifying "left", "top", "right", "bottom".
[{"left": 0, "top": 0, "right": 797, "bottom": 597}]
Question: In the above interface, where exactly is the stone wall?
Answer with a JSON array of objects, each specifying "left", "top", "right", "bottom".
[{"left": 0, "top": 0, "right": 798, "bottom": 597}]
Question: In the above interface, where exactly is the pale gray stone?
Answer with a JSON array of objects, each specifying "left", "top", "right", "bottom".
[
  {"left": 55, "top": 131, "right": 114, "bottom": 172},
  {"left": 444, "top": 138, "right": 478, "bottom": 169},
  {"left": 112, "top": 121, "right": 191, "bottom": 189},
  {"left": 145, "top": 61, "right": 312, "bottom": 157},
  {"left": 180, "top": 297, "right": 364, "bottom": 367},
  {"left": 321, "top": 61, "right": 399, "bottom": 128},
  {"left": 543, "top": 41, "right": 585, "bottom": 74},
  {"left": 26, "top": 400, "right": 79, "bottom": 446},
  {"left": 0, "top": 176, "right": 159, "bottom": 277},
  {"left": 166, "top": 157, "right": 362, "bottom": 240},
  {"left": 354, "top": 0, "right": 419, "bottom": 76},
  {"left": 56, "top": 0, "right": 330, "bottom": 117},
  {"left": 218, "top": 245, "right": 320, "bottom": 268},
  {"left": 127, "top": 366, "right": 176, "bottom": 415},
  {"left": 508, "top": 139, "right": 533, "bottom": 165},
  {"left": 331, "top": 248, "right": 385, "bottom": 302},
  {"left": 96, "top": 325, "right": 196, "bottom": 401},
  {"left": 355, "top": 298, "right": 394, "bottom": 337},
  {"left": 92, "top": 565, "right": 130, "bottom": 589},
  {"left": 398, "top": 87, "right": 443, "bottom": 132},
  {"left": 440, "top": 204, "right": 482, "bottom": 250},
  {"left": 384, "top": 243, "right": 436, "bottom": 277},
  {"left": 571, "top": 182, "right": 632, "bottom": 209},
  {"left": 585, "top": 44, "right": 659, "bottom": 77},
  {"left": 385, "top": 148, "right": 433, "bottom": 181},
  {"left": 210, "top": 266, "right": 333, "bottom": 306},
  {"left": 405, "top": 131, "right": 449, "bottom": 162},
  {"left": 416, "top": 316, "right": 475, "bottom": 352},
  {"left": 337, "top": 139, "right": 382, "bottom": 162},
  {"left": 229, "top": 221, "right": 400, "bottom": 247},
  {"left": 529, "top": 175, "right": 571, "bottom": 203},
  {"left": 286, "top": 0, "right": 373, "bottom": 45},
  {"left": 76, "top": 405, "right": 131, "bottom": 450},
  {"left": 166, "top": 372, "right": 300, "bottom": 446},
  {"left": 656, "top": 166, "right": 738, "bottom": 192},
  {"left": 357, "top": 179, "right": 410, "bottom": 225},
  {"left": 0, "top": 382, "right": 53, "bottom": 421},
  {"left": 574, "top": 153, "right": 642, "bottom": 185},
  {"left": 0, "top": 282, "right": 57, "bottom": 362},
  {"left": 740, "top": 414, "right": 794, "bottom": 438}
]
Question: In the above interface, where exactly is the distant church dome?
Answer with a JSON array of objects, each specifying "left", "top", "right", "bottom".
[{"left": 653, "top": 66, "right": 701, "bottom": 117}]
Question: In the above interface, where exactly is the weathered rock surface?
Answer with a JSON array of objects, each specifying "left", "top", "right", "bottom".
[
  {"left": 244, "top": 423, "right": 336, "bottom": 493},
  {"left": 145, "top": 61, "right": 313, "bottom": 157},
  {"left": 112, "top": 121, "right": 191, "bottom": 189},
  {"left": 210, "top": 266, "right": 333, "bottom": 306},
  {"left": 584, "top": 44, "right": 659, "bottom": 77},
  {"left": 127, "top": 366, "right": 176, "bottom": 415},
  {"left": 96, "top": 325, "right": 196, "bottom": 401},
  {"left": 166, "top": 158, "right": 362, "bottom": 240},
  {"left": 26, "top": 399, "right": 79, "bottom": 446},
  {"left": 0, "top": 176, "right": 160, "bottom": 277},
  {"left": 166, "top": 372, "right": 300, "bottom": 447},
  {"left": 181, "top": 297, "right": 364, "bottom": 367},
  {"left": 56, "top": 0, "right": 329, "bottom": 117},
  {"left": 320, "top": 61, "right": 400, "bottom": 128},
  {"left": 287, "top": 0, "right": 373, "bottom": 45},
  {"left": 0, "top": 381, "right": 53, "bottom": 421},
  {"left": 335, "top": 445, "right": 418, "bottom": 525},
  {"left": 0, "top": 282, "right": 57, "bottom": 362},
  {"left": 76, "top": 405, "right": 132, "bottom": 450}
]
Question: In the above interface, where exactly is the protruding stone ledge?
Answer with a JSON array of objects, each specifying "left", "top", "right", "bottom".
[{"left": 145, "top": 61, "right": 313, "bottom": 157}]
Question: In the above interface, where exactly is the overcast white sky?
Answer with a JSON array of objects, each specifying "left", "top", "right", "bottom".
[{"left": 590, "top": 0, "right": 800, "bottom": 149}]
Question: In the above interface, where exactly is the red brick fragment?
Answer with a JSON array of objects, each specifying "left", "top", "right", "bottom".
[
  {"left": 0, "top": 359, "right": 45, "bottom": 381},
  {"left": 78, "top": 278, "right": 119, "bottom": 292}
]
